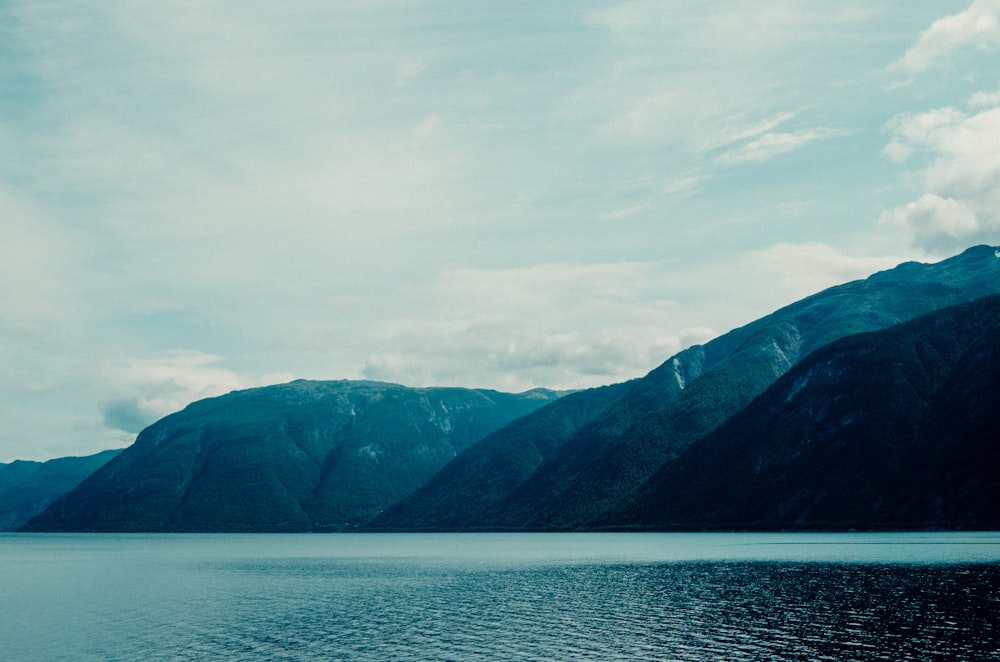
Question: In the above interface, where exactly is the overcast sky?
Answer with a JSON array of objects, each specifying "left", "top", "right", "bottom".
[{"left": 3, "top": 1, "right": 1000, "bottom": 461}]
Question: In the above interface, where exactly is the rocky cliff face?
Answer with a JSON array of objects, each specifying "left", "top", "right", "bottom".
[{"left": 23, "top": 381, "right": 559, "bottom": 532}]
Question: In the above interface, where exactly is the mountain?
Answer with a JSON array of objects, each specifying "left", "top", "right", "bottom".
[
  {"left": 373, "top": 245, "right": 1000, "bottom": 530},
  {"left": 0, "top": 449, "right": 120, "bottom": 531},
  {"left": 23, "top": 381, "right": 559, "bottom": 532},
  {"left": 608, "top": 294, "right": 1000, "bottom": 530},
  {"left": 21, "top": 246, "right": 1000, "bottom": 534},
  {"left": 370, "top": 380, "right": 636, "bottom": 530}
]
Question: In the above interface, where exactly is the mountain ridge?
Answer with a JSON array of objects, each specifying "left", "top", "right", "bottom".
[
  {"left": 20, "top": 246, "right": 1000, "bottom": 534},
  {"left": 0, "top": 449, "right": 121, "bottom": 531},
  {"left": 23, "top": 381, "right": 560, "bottom": 532},
  {"left": 605, "top": 294, "right": 1000, "bottom": 530},
  {"left": 374, "top": 245, "right": 1000, "bottom": 531}
]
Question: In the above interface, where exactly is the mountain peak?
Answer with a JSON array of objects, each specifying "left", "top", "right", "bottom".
[{"left": 23, "top": 382, "right": 560, "bottom": 532}]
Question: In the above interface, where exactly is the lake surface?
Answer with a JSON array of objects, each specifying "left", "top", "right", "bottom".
[{"left": 1, "top": 532, "right": 998, "bottom": 661}]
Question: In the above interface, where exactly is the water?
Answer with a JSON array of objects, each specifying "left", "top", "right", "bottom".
[{"left": 1, "top": 532, "right": 998, "bottom": 661}]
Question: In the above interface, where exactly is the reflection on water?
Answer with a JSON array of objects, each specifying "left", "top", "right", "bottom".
[{"left": 1, "top": 533, "right": 998, "bottom": 661}]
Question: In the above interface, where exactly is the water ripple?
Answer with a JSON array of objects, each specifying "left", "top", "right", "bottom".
[
  {"left": 3, "top": 534, "right": 999, "bottom": 661},
  {"left": 103, "top": 560, "right": 1000, "bottom": 661}
]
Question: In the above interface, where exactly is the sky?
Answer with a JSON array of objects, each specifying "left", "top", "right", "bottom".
[{"left": 3, "top": 1, "right": 1000, "bottom": 461}]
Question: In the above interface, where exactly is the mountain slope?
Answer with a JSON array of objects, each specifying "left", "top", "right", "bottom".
[
  {"left": 484, "top": 245, "right": 1000, "bottom": 529},
  {"left": 0, "top": 449, "right": 120, "bottom": 531},
  {"left": 370, "top": 245, "right": 1000, "bottom": 530},
  {"left": 23, "top": 381, "right": 559, "bottom": 532},
  {"left": 371, "top": 380, "right": 635, "bottom": 530},
  {"left": 608, "top": 294, "right": 1000, "bottom": 530}
]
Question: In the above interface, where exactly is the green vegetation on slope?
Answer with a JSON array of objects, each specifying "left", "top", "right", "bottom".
[
  {"left": 23, "top": 381, "right": 559, "bottom": 532},
  {"left": 371, "top": 380, "right": 635, "bottom": 530},
  {"left": 0, "top": 449, "right": 120, "bottom": 530},
  {"left": 396, "top": 245, "right": 1000, "bottom": 531},
  {"left": 609, "top": 295, "right": 1000, "bottom": 530}
]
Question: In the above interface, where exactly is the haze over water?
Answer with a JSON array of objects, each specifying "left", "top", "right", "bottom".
[{"left": 2, "top": 532, "right": 998, "bottom": 661}]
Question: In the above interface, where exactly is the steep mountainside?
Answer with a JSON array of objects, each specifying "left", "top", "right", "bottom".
[
  {"left": 23, "top": 381, "right": 558, "bottom": 532},
  {"left": 370, "top": 245, "right": 1000, "bottom": 530},
  {"left": 0, "top": 449, "right": 120, "bottom": 531},
  {"left": 609, "top": 295, "right": 1000, "bottom": 530},
  {"left": 371, "top": 380, "right": 635, "bottom": 530}
]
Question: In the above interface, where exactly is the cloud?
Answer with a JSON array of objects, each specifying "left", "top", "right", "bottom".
[
  {"left": 587, "top": 1, "right": 825, "bottom": 57},
  {"left": 880, "top": 93, "right": 1000, "bottom": 252},
  {"left": 100, "top": 397, "right": 165, "bottom": 435},
  {"left": 99, "top": 351, "right": 290, "bottom": 434},
  {"left": 596, "top": 103, "right": 836, "bottom": 173},
  {"left": 359, "top": 262, "right": 710, "bottom": 391},
  {"left": 716, "top": 127, "right": 845, "bottom": 165},
  {"left": 893, "top": 0, "right": 1000, "bottom": 74},
  {"left": 357, "top": 244, "right": 904, "bottom": 393},
  {"left": 696, "top": 109, "right": 848, "bottom": 167},
  {"left": 969, "top": 88, "right": 1000, "bottom": 108},
  {"left": 739, "top": 242, "right": 904, "bottom": 287},
  {"left": 573, "top": 2, "right": 855, "bottom": 157},
  {"left": 661, "top": 172, "right": 709, "bottom": 199},
  {"left": 601, "top": 204, "right": 648, "bottom": 221},
  {"left": 700, "top": 112, "right": 797, "bottom": 152},
  {"left": 584, "top": 79, "right": 816, "bottom": 160},
  {"left": 728, "top": 243, "right": 906, "bottom": 311},
  {"left": 878, "top": 194, "right": 981, "bottom": 252},
  {"left": 881, "top": 107, "right": 967, "bottom": 163}
]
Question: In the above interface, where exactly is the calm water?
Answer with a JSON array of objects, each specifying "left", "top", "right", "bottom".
[{"left": 1, "top": 532, "right": 998, "bottom": 661}]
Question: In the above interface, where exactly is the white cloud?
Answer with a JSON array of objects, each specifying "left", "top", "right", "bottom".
[
  {"left": 741, "top": 242, "right": 903, "bottom": 285},
  {"left": 881, "top": 107, "right": 967, "bottom": 162},
  {"left": 601, "top": 204, "right": 648, "bottom": 221},
  {"left": 661, "top": 172, "right": 709, "bottom": 199},
  {"left": 100, "top": 351, "right": 290, "bottom": 434},
  {"left": 585, "top": 79, "right": 813, "bottom": 160},
  {"left": 969, "top": 88, "right": 1000, "bottom": 107},
  {"left": 924, "top": 107, "right": 1000, "bottom": 191},
  {"left": 716, "top": 127, "right": 844, "bottom": 165},
  {"left": 878, "top": 194, "right": 981, "bottom": 252},
  {"left": 571, "top": 4, "right": 853, "bottom": 173},
  {"left": 356, "top": 243, "right": 906, "bottom": 393},
  {"left": 359, "top": 262, "right": 708, "bottom": 391},
  {"left": 893, "top": 0, "right": 1000, "bottom": 74},
  {"left": 880, "top": 95, "right": 1000, "bottom": 252},
  {"left": 700, "top": 112, "right": 797, "bottom": 152},
  {"left": 573, "top": 2, "right": 848, "bottom": 155},
  {"left": 729, "top": 241, "right": 895, "bottom": 319}
]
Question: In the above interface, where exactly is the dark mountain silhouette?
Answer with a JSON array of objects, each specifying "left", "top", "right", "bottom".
[
  {"left": 608, "top": 294, "right": 1000, "bottom": 530},
  {"left": 0, "top": 449, "right": 120, "bottom": 531},
  {"left": 375, "top": 245, "right": 1000, "bottom": 530},
  {"left": 23, "top": 381, "right": 558, "bottom": 532}
]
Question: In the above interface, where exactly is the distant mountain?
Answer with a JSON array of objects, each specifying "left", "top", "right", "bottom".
[
  {"left": 0, "top": 450, "right": 120, "bottom": 531},
  {"left": 372, "top": 245, "right": 1000, "bottom": 531},
  {"left": 23, "top": 381, "right": 559, "bottom": 532},
  {"left": 609, "top": 294, "right": 1000, "bottom": 530}
]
